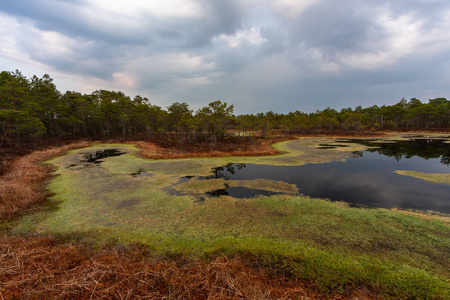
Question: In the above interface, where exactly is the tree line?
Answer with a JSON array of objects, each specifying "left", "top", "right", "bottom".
[{"left": 1, "top": 70, "right": 449, "bottom": 147}]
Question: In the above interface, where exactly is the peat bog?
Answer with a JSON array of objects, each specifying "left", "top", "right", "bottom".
[{"left": 7, "top": 135, "right": 450, "bottom": 298}]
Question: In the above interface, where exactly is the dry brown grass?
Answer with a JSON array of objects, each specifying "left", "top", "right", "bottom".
[
  {"left": 0, "top": 141, "right": 90, "bottom": 220},
  {"left": 0, "top": 235, "right": 379, "bottom": 300},
  {"left": 135, "top": 139, "right": 285, "bottom": 160}
]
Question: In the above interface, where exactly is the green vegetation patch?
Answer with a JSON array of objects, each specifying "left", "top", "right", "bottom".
[
  {"left": 174, "top": 178, "right": 298, "bottom": 195},
  {"left": 12, "top": 139, "right": 450, "bottom": 299},
  {"left": 395, "top": 170, "right": 450, "bottom": 185},
  {"left": 233, "top": 179, "right": 298, "bottom": 194}
]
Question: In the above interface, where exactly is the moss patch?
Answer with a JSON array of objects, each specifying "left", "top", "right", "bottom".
[
  {"left": 174, "top": 178, "right": 298, "bottom": 195},
  {"left": 395, "top": 170, "right": 450, "bottom": 185}
]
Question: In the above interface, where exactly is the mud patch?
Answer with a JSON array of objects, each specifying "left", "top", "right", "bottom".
[
  {"left": 131, "top": 168, "right": 154, "bottom": 177},
  {"left": 116, "top": 198, "right": 141, "bottom": 209}
]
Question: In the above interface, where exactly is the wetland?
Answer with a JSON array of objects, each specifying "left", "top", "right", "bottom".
[{"left": 9, "top": 134, "right": 450, "bottom": 298}]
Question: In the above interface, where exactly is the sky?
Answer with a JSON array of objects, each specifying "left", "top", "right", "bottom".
[{"left": 1, "top": 0, "right": 449, "bottom": 114}]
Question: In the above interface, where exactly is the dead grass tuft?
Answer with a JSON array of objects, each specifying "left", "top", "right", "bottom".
[{"left": 0, "top": 141, "right": 90, "bottom": 220}]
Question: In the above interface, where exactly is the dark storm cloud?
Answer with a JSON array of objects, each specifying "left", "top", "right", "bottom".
[
  {"left": 285, "top": 1, "right": 377, "bottom": 52},
  {"left": 1, "top": 0, "right": 247, "bottom": 48},
  {"left": 0, "top": 0, "right": 449, "bottom": 113},
  {"left": 1, "top": 1, "right": 104, "bottom": 41},
  {"left": 281, "top": 0, "right": 450, "bottom": 61},
  {"left": 1, "top": 0, "right": 253, "bottom": 80},
  {"left": 259, "top": 26, "right": 288, "bottom": 56}
]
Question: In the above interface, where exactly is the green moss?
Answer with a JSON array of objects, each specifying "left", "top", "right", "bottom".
[
  {"left": 231, "top": 179, "right": 298, "bottom": 194},
  {"left": 395, "top": 170, "right": 450, "bottom": 185}
]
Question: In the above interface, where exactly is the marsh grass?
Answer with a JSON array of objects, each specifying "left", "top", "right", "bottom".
[
  {"left": 0, "top": 141, "right": 90, "bottom": 220},
  {"left": 6, "top": 137, "right": 450, "bottom": 298}
]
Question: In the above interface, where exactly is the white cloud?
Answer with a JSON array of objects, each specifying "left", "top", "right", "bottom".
[
  {"left": 214, "top": 27, "right": 266, "bottom": 48},
  {"left": 335, "top": 6, "right": 450, "bottom": 73},
  {"left": 309, "top": 48, "right": 341, "bottom": 73},
  {"left": 37, "top": 30, "right": 79, "bottom": 58},
  {"left": 337, "top": 10, "right": 425, "bottom": 71},
  {"left": 112, "top": 72, "right": 137, "bottom": 88},
  {"left": 135, "top": 52, "right": 215, "bottom": 74},
  {"left": 0, "top": 14, "right": 24, "bottom": 61}
]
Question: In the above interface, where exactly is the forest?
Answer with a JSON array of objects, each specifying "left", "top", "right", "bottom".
[{"left": 1, "top": 70, "right": 449, "bottom": 147}]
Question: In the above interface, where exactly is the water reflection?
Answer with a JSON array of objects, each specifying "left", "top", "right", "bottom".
[
  {"left": 212, "top": 139, "right": 450, "bottom": 213},
  {"left": 213, "top": 163, "right": 247, "bottom": 178},
  {"left": 337, "top": 138, "right": 450, "bottom": 165}
]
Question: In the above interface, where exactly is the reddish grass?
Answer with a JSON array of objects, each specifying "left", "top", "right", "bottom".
[
  {"left": 0, "top": 141, "right": 90, "bottom": 220},
  {"left": 135, "top": 137, "right": 289, "bottom": 160},
  {"left": 0, "top": 235, "right": 379, "bottom": 299}
]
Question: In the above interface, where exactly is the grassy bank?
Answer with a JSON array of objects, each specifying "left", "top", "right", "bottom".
[
  {"left": 6, "top": 137, "right": 449, "bottom": 299},
  {"left": 395, "top": 170, "right": 450, "bottom": 185},
  {"left": 0, "top": 141, "right": 91, "bottom": 220}
]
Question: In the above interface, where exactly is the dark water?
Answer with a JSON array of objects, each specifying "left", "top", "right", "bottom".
[
  {"left": 67, "top": 149, "right": 126, "bottom": 168},
  {"left": 337, "top": 138, "right": 450, "bottom": 165},
  {"left": 206, "top": 186, "right": 282, "bottom": 198},
  {"left": 213, "top": 139, "right": 450, "bottom": 213},
  {"left": 84, "top": 149, "right": 125, "bottom": 163}
]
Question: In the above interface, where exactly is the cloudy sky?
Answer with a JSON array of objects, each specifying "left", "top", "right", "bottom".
[{"left": 1, "top": 0, "right": 449, "bottom": 113}]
